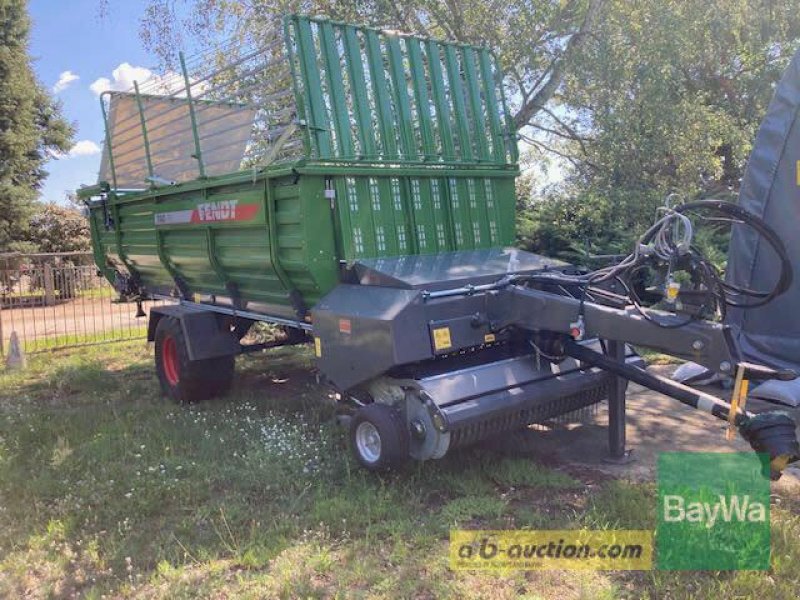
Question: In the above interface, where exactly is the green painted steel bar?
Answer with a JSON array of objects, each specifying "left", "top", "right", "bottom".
[
  {"left": 108, "top": 197, "right": 138, "bottom": 280},
  {"left": 332, "top": 177, "right": 354, "bottom": 257},
  {"left": 401, "top": 178, "right": 420, "bottom": 255},
  {"left": 484, "top": 179, "right": 503, "bottom": 244},
  {"left": 206, "top": 227, "right": 230, "bottom": 292},
  {"left": 443, "top": 46, "right": 473, "bottom": 162},
  {"left": 342, "top": 26, "right": 376, "bottom": 158},
  {"left": 470, "top": 176, "right": 492, "bottom": 244},
  {"left": 478, "top": 50, "right": 505, "bottom": 162},
  {"left": 354, "top": 176, "right": 379, "bottom": 255},
  {"left": 453, "top": 177, "right": 475, "bottom": 247},
  {"left": 425, "top": 40, "right": 454, "bottom": 160},
  {"left": 494, "top": 51, "right": 519, "bottom": 163},
  {"left": 264, "top": 177, "right": 301, "bottom": 307},
  {"left": 377, "top": 177, "right": 401, "bottom": 254},
  {"left": 319, "top": 21, "right": 354, "bottom": 158},
  {"left": 431, "top": 177, "right": 455, "bottom": 249},
  {"left": 462, "top": 48, "right": 489, "bottom": 162},
  {"left": 295, "top": 164, "right": 518, "bottom": 177},
  {"left": 410, "top": 176, "right": 437, "bottom": 252},
  {"left": 303, "top": 14, "right": 487, "bottom": 52},
  {"left": 386, "top": 35, "right": 417, "bottom": 159},
  {"left": 179, "top": 51, "right": 206, "bottom": 178},
  {"left": 283, "top": 18, "right": 313, "bottom": 158},
  {"left": 365, "top": 29, "right": 397, "bottom": 158},
  {"left": 133, "top": 81, "right": 155, "bottom": 181},
  {"left": 294, "top": 17, "right": 333, "bottom": 157},
  {"left": 99, "top": 93, "right": 119, "bottom": 190},
  {"left": 406, "top": 38, "right": 436, "bottom": 160},
  {"left": 155, "top": 227, "right": 188, "bottom": 298},
  {"left": 101, "top": 166, "right": 296, "bottom": 205}
]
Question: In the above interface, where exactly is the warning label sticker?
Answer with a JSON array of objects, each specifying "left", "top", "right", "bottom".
[{"left": 432, "top": 327, "right": 452, "bottom": 352}]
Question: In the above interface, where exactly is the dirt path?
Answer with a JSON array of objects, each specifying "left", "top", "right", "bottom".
[
  {"left": 0, "top": 297, "right": 152, "bottom": 350},
  {"left": 510, "top": 364, "right": 800, "bottom": 491}
]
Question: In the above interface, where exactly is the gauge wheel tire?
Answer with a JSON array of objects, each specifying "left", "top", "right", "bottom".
[
  {"left": 349, "top": 403, "right": 409, "bottom": 471},
  {"left": 154, "top": 316, "right": 235, "bottom": 404}
]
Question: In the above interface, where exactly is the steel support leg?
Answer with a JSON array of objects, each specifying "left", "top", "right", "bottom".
[{"left": 607, "top": 340, "right": 627, "bottom": 458}]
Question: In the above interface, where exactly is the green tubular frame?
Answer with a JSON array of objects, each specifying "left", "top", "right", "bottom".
[
  {"left": 95, "top": 15, "right": 518, "bottom": 198},
  {"left": 133, "top": 81, "right": 155, "bottom": 181},
  {"left": 179, "top": 51, "right": 206, "bottom": 178}
]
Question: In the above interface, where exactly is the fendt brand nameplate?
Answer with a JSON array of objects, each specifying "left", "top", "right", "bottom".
[{"left": 155, "top": 200, "right": 259, "bottom": 226}]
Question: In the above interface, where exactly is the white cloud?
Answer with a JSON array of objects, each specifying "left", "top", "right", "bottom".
[
  {"left": 53, "top": 70, "right": 79, "bottom": 93},
  {"left": 90, "top": 62, "right": 186, "bottom": 96},
  {"left": 67, "top": 140, "right": 102, "bottom": 157}
]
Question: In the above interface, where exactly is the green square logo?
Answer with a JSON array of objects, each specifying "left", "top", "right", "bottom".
[{"left": 657, "top": 452, "right": 770, "bottom": 570}]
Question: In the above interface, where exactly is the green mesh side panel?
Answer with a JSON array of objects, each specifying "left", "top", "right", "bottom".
[
  {"left": 331, "top": 174, "right": 516, "bottom": 259},
  {"left": 285, "top": 15, "right": 518, "bottom": 165}
]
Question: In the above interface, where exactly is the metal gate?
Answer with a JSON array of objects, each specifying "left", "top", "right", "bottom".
[{"left": 0, "top": 252, "right": 161, "bottom": 354}]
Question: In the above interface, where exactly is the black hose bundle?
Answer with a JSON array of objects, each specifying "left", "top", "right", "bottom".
[
  {"left": 674, "top": 200, "right": 793, "bottom": 309},
  {"left": 521, "top": 198, "right": 793, "bottom": 329}
]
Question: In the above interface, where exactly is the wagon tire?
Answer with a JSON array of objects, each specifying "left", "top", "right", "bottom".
[
  {"left": 349, "top": 403, "right": 409, "bottom": 471},
  {"left": 154, "top": 316, "right": 235, "bottom": 403}
]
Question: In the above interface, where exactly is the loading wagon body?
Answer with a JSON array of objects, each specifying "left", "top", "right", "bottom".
[
  {"left": 81, "top": 16, "right": 800, "bottom": 474},
  {"left": 88, "top": 15, "right": 519, "bottom": 320}
]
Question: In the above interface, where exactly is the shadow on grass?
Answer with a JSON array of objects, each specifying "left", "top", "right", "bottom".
[
  {"left": 5, "top": 342, "right": 794, "bottom": 598},
  {"left": 0, "top": 342, "right": 609, "bottom": 597}
]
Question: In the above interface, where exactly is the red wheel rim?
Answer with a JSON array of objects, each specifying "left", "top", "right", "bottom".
[{"left": 162, "top": 335, "right": 180, "bottom": 386}]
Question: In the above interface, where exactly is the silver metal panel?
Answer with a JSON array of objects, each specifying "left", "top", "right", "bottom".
[{"left": 353, "top": 247, "right": 566, "bottom": 290}]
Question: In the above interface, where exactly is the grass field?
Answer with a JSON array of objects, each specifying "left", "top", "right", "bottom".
[{"left": 1, "top": 342, "right": 799, "bottom": 598}]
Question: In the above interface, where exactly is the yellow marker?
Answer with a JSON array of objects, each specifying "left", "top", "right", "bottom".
[
  {"left": 314, "top": 337, "right": 322, "bottom": 357},
  {"left": 727, "top": 365, "right": 749, "bottom": 441},
  {"left": 796, "top": 160, "right": 800, "bottom": 187},
  {"left": 772, "top": 454, "right": 791, "bottom": 474},
  {"left": 484, "top": 333, "right": 496, "bottom": 343},
  {"left": 666, "top": 281, "right": 680, "bottom": 302},
  {"left": 432, "top": 327, "right": 452, "bottom": 351}
]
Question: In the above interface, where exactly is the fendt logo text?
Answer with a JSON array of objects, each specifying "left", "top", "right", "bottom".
[
  {"left": 662, "top": 494, "right": 766, "bottom": 529},
  {"left": 196, "top": 200, "right": 239, "bottom": 222},
  {"left": 154, "top": 200, "right": 260, "bottom": 226}
]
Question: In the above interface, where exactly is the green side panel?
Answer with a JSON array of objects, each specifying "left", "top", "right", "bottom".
[
  {"left": 286, "top": 15, "right": 516, "bottom": 165},
  {"left": 332, "top": 173, "right": 516, "bottom": 260},
  {"left": 88, "top": 173, "right": 338, "bottom": 315}
]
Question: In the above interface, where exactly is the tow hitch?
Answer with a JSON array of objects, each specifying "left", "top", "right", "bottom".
[{"left": 565, "top": 341, "right": 800, "bottom": 479}]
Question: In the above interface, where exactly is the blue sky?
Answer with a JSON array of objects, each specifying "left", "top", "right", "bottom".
[{"left": 30, "top": 1, "right": 158, "bottom": 202}]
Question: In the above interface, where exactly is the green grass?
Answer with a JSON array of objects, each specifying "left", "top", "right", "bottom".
[
  {"left": 18, "top": 327, "right": 148, "bottom": 354},
  {"left": 634, "top": 346, "right": 682, "bottom": 366},
  {"left": 0, "top": 343, "right": 798, "bottom": 598},
  {"left": 77, "top": 286, "right": 112, "bottom": 300}
]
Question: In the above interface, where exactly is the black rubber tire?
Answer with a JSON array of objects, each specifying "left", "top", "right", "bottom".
[
  {"left": 154, "top": 316, "right": 235, "bottom": 404},
  {"left": 349, "top": 403, "right": 409, "bottom": 471}
]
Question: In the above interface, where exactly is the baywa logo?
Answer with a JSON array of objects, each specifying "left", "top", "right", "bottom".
[
  {"left": 662, "top": 493, "right": 766, "bottom": 529},
  {"left": 657, "top": 452, "right": 771, "bottom": 570}
]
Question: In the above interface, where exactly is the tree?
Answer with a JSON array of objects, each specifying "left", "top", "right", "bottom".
[
  {"left": 0, "top": 0, "right": 73, "bottom": 252},
  {"left": 27, "top": 203, "right": 91, "bottom": 253},
  {"left": 135, "top": 1, "right": 800, "bottom": 259},
  {"left": 559, "top": 1, "right": 800, "bottom": 197},
  {"left": 138, "top": 0, "right": 604, "bottom": 133},
  {"left": 519, "top": 0, "right": 800, "bottom": 258}
]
